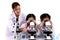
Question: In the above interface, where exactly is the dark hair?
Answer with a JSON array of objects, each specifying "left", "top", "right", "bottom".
[
  {"left": 12, "top": 2, "right": 20, "bottom": 9},
  {"left": 40, "top": 13, "right": 51, "bottom": 21},
  {"left": 26, "top": 14, "right": 36, "bottom": 21}
]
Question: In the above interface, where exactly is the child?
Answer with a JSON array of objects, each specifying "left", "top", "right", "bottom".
[
  {"left": 20, "top": 14, "right": 38, "bottom": 33},
  {"left": 39, "top": 13, "right": 52, "bottom": 31},
  {"left": 37, "top": 13, "right": 53, "bottom": 38}
]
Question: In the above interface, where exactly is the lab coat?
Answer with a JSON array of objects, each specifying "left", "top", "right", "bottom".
[{"left": 6, "top": 12, "right": 26, "bottom": 40}]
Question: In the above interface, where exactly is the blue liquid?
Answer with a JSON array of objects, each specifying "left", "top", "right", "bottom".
[
  {"left": 22, "top": 35, "right": 25, "bottom": 39},
  {"left": 21, "top": 34, "right": 26, "bottom": 39}
]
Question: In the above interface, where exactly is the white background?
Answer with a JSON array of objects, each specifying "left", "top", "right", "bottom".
[{"left": 0, "top": 0, "right": 60, "bottom": 40}]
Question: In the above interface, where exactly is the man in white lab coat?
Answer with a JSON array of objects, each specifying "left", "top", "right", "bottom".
[{"left": 6, "top": 2, "right": 26, "bottom": 40}]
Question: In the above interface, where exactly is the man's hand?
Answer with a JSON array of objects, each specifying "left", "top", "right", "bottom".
[{"left": 22, "top": 28, "right": 27, "bottom": 33}]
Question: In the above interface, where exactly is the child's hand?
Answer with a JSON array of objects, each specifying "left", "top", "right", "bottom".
[{"left": 49, "top": 20, "right": 53, "bottom": 29}]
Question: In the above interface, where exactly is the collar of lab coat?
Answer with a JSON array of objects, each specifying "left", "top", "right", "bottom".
[
  {"left": 12, "top": 11, "right": 22, "bottom": 18},
  {"left": 10, "top": 12, "right": 19, "bottom": 23},
  {"left": 12, "top": 12, "right": 17, "bottom": 18},
  {"left": 9, "top": 11, "right": 26, "bottom": 25},
  {"left": 12, "top": 11, "right": 21, "bottom": 20}
]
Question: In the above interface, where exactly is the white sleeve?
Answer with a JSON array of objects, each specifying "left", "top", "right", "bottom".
[
  {"left": 20, "top": 23, "right": 26, "bottom": 28},
  {"left": 18, "top": 13, "right": 26, "bottom": 26},
  {"left": 6, "top": 15, "right": 14, "bottom": 37},
  {"left": 21, "top": 13, "right": 26, "bottom": 23}
]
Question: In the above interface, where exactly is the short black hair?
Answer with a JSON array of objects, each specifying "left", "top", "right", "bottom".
[
  {"left": 12, "top": 2, "right": 20, "bottom": 9},
  {"left": 40, "top": 13, "right": 51, "bottom": 21},
  {"left": 26, "top": 14, "right": 36, "bottom": 21}
]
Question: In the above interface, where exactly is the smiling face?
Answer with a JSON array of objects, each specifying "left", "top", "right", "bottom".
[{"left": 13, "top": 5, "right": 21, "bottom": 17}]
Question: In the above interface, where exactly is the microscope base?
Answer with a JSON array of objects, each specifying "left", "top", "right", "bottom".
[{"left": 29, "top": 39, "right": 36, "bottom": 40}]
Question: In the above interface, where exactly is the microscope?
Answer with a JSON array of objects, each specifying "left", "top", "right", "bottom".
[
  {"left": 27, "top": 22, "right": 36, "bottom": 40},
  {"left": 43, "top": 21, "right": 52, "bottom": 40}
]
